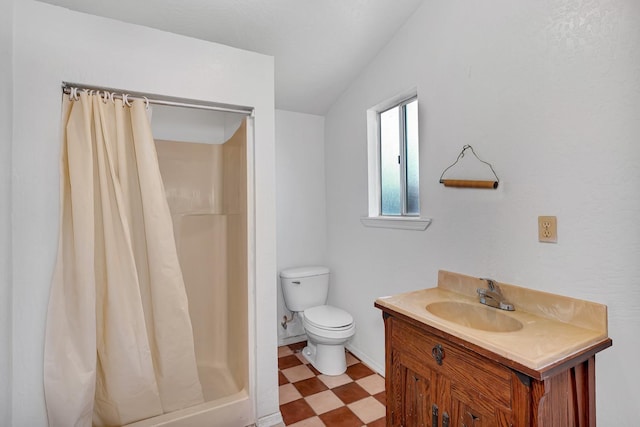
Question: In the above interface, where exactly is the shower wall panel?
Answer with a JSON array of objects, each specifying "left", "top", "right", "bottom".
[
  {"left": 223, "top": 122, "right": 248, "bottom": 389},
  {"left": 155, "top": 121, "right": 248, "bottom": 401},
  {"left": 155, "top": 141, "right": 224, "bottom": 215}
]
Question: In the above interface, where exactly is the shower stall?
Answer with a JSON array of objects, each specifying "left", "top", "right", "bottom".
[{"left": 127, "top": 107, "right": 253, "bottom": 426}]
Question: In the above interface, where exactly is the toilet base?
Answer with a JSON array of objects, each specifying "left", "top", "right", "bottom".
[{"left": 302, "top": 341, "right": 347, "bottom": 376}]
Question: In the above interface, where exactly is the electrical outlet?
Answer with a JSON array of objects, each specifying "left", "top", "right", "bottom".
[{"left": 538, "top": 216, "right": 557, "bottom": 243}]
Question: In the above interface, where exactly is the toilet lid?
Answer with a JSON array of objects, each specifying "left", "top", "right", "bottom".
[{"left": 304, "top": 305, "right": 353, "bottom": 329}]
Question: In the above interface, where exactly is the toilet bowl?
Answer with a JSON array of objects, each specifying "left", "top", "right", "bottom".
[
  {"left": 280, "top": 267, "right": 356, "bottom": 375},
  {"left": 301, "top": 305, "right": 356, "bottom": 375}
]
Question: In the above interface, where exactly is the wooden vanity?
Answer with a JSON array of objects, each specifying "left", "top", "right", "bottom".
[{"left": 375, "top": 271, "right": 612, "bottom": 427}]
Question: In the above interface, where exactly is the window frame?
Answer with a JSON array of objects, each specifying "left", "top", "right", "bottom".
[
  {"left": 378, "top": 96, "right": 418, "bottom": 216},
  {"left": 362, "top": 89, "right": 431, "bottom": 231}
]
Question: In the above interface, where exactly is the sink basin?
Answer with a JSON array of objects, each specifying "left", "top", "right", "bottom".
[{"left": 426, "top": 301, "right": 523, "bottom": 333}]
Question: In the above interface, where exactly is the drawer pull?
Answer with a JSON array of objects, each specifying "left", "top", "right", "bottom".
[{"left": 432, "top": 344, "right": 445, "bottom": 365}]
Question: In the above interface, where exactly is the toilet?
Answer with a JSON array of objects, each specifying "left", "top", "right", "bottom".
[{"left": 280, "top": 266, "right": 356, "bottom": 375}]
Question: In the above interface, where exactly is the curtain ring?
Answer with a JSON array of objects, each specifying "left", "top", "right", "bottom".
[
  {"left": 122, "top": 93, "right": 131, "bottom": 107},
  {"left": 101, "top": 91, "right": 109, "bottom": 103},
  {"left": 143, "top": 96, "right": 149, "bottom": 110},
  {"left": 69, "top": 87, "right": 79, "bottom": 101}
]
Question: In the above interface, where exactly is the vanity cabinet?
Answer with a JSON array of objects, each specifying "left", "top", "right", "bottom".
[
  {"left": 378, "top": 310, "right": 611, "bottom": 427},
  {"left": 385, "top": 315, "right": 527, "bottom": 426}
]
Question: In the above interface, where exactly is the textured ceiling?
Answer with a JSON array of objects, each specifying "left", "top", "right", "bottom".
[{"left": 37, "top": 0, "right": 424, "bottom": 115}]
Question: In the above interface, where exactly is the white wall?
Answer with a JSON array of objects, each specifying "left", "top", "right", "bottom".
[
  {"left": 11, "top": 2, "right": 277, "bottom": 425},
  {"left": 325, "top": 0, "right": 640, "bottom": 424},
  {"left": 0, "top": 0, "right": 13, "bottom": 424},
  {"left": 275, "top": 110, "right": 327, "bottom": 343},
  {"left": 151, "top": 104, "right": 244, "bottom": 145}
]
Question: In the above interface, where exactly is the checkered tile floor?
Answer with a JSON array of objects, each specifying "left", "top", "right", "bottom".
[{"left": 278, "top": 341, "right": 386, "bottom": 426}]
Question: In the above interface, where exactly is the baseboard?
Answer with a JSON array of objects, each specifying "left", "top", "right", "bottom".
[
  {"left": 346, "top": 344, "right": 385, "bottom": 377},
  {"left": 277, "top": 333, "right": 307, "bottom": 347},
  {"left": 255, "top": 411, "right": 284, "bottom": 427}
]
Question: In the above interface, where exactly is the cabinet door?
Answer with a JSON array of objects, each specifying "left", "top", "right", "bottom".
[
  {"left": 403, "top": 364, "right": 432, "bottom": 427},
  {"left": 455, "top": 401, "right": 486, "bottom": 427},
  {"left": 446, "top": 351, "right": 516, "bottom": 427},
  {"left": 389, "top": 349, "right": 435, "bottom": 427},
  {"left": 451, "top": 399, "right": 512, "bottom": 427}
]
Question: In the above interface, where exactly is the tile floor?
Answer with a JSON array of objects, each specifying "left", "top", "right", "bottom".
[{"left": 278, "top": 342, "right": 386, "bottom": 427}]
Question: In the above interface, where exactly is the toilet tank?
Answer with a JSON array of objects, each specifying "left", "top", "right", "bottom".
[{"left": 280, "top": 266, "right": 330, "bottom": 312}]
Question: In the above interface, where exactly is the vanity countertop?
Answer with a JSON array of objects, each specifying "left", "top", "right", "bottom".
[{"left": 375, "top": 270, "right": 611, "bottom": 377}]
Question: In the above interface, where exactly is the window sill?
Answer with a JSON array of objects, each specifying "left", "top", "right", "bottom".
[{"left": 360, "top": 216, "right": 432, "bottom": 231}]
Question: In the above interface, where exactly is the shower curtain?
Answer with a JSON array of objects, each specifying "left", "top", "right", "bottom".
[{"left": 44, "top": 91, "right": 204, "bottom": 426}]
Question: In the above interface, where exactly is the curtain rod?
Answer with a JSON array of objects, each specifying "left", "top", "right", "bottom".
[{"left": 62, "top": 82, "right": 254, "bottom": 116}]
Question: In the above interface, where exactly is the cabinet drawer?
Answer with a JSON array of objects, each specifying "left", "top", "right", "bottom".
[{"left": 390, "top": 317, "right": 513, "bottom": 411}]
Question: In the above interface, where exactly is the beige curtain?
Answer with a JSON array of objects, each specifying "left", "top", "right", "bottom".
[{"left": 44, "top": 92, "right": 204, "bottom": 427}]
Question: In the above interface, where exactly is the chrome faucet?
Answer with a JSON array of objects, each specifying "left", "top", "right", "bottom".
[{"left": 477, "top": 278, "right": 514, "bottom": 311}]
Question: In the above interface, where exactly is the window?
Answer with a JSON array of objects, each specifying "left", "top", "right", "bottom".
[
  {"left": 362, "top": 91, "right": 430, "bottom": 230},
  {"left": 380, "top": 97, "right": 419, "bottom": 216}
]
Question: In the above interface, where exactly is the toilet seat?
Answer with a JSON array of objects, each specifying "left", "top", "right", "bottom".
[{"left": 304, "top": 305, "right": 354, "bottom": 331}]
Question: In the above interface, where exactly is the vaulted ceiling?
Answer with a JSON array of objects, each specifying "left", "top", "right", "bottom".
[{"left": 37, "top": 0, "right": 425, "bottom": 115}]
